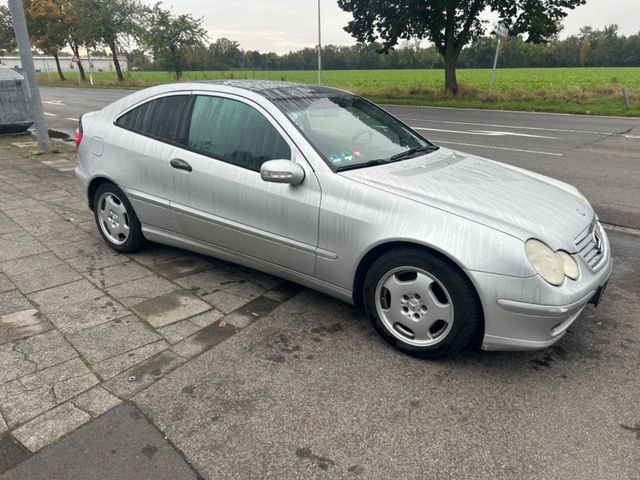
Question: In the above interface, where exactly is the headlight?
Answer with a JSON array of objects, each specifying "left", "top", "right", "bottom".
[
  {"left": 525, "top": 239, "right": 565, "bottom": 286},
  {"left": 556, "top": 251, "right": 580, "bottom": 280}
]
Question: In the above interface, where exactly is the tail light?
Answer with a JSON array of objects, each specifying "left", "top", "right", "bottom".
[{"left": 75, "top": 115, "right": 84, "bottom": 148}]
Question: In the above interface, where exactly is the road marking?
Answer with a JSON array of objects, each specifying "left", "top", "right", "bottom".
[
  {"left": 44, "top": 112, "right": 58, "bottom": 116},
  {"left": 384, "top": 102, "right": 640, "bottom": 120},
  {"left": 65, "top": 117, "right": 78, "bottom": 122},
  {"left": 431, "top": 139, "right": 563, "bottom": 157},
  {"left": 42, "top": 100, "right": 64, "bottom": 105},
  {"left": 602, "top": 223, "right": 640, "bottom": 236},
  {"left": 625, "top": 134, "right": 640, "bottom": 139},
  {"left": 403, "top": 117, "right": 612, "bottom": 136},
  {"left": 413, "top": 126, "right": 558, "bottom": 139}
]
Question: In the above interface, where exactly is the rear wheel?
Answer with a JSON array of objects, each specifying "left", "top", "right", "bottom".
[
  {"left": 363, "top": 247, "right": 482, "bottom": 358},
  {"left": 93, "top": 182, "right": 146, "bottom": 253}
]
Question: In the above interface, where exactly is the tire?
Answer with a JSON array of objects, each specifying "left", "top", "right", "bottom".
[
  {"left": 363, "top": 247, "right": 482, "bottom": 359},
  {"left": 93, "top": 182, "right": 146, "bottom": 253}
]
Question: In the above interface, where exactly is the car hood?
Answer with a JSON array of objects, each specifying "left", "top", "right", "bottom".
[{"left": 339, "top": 148, "right": 593, "bottom": 251}]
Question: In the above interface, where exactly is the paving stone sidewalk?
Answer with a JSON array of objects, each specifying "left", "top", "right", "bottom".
[{"left": 0, "top": 136, "right": 302, "bottom": 463}]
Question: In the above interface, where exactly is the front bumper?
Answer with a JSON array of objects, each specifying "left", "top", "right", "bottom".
[{"left": 466, "top": 231, "right": 613, "bottom": 351}]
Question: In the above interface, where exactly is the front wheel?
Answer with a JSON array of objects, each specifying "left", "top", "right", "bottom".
[
  {"left": 93, "top": 182, "right": 146, "bottom": 253},
  {"left": 363, "top": 248, "right": 482, "bottom": 358}
]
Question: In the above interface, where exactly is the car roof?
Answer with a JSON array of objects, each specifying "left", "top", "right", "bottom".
[{"left": 195, "top": 80, "right": 349, "bottom": 101}]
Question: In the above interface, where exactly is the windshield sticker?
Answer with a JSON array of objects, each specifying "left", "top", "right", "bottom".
[
  {"left": 353, "top": 150, "right": 364, "bottom": 158},
  {"left": 340, "top": 151, "right": 354, "bottom": 162},
  {"left": 329, "top": 153, "right": 343, "bottom": 164}
]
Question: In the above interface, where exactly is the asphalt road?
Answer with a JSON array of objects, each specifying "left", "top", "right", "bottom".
[
  {"left": 135, "top": 229, "right": 640, "bottom": 480},
  {"left": 39, "top": 86, "right": 640, "bottom": 229}
]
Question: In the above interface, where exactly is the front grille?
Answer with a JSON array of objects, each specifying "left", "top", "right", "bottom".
[{"left": 575, "top": 217, "right": 606, "bottom": 270}]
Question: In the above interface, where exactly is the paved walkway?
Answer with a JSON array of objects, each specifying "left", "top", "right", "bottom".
[{"left": 0, "top": 136, "right": 299, "bottom": 467}]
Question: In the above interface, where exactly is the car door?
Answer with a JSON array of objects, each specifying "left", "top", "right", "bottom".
[
  {"left": 109, "top": 93, "right": 192, "bottom": 232},
  {"left": 169, "top": 93, "right": 321, "bottom": 276}
]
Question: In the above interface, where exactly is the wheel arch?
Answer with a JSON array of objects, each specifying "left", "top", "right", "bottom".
[
  {"left": 352, "top": 240, "right": 485, "bottom": 344},
  {"left": 87, "top": 176, "right": 117, "bottom": 211}
]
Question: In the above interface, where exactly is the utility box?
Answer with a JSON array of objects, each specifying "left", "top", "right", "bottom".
[{"left": 0, "top": 65, "right": 33, "bottom": 134}]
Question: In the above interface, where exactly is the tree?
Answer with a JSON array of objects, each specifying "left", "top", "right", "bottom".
[
  {"left": 76, "top": 0, "right": 144, "bottom": 81},
  {"left": 579, "top": 38, "right": 590, "bottom": 66},
  {"left": 0, "top": 5, "right": 17, "bottom": 57},
  {"left": 142, "top": 3, "right": 207, "bottom": 79},
  {"left": 209, "top": 38, "right": 243, "bottom": 68},
  {"left": 24, "top": 0, "right": 70, "bottom": 80},
  {"left": 65, "top": 0, "right": 99, "bottom": 80},
  {"left": 337, "top": 0, "right": 587, "bottom": 94}
]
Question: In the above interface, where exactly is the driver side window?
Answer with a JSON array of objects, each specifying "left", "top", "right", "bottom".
[{"left": 187, "top": 95, "right": 291, "bottom": 172}]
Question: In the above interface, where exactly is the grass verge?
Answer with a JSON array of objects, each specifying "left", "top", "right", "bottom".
[{"left": 37, "top": 67, "right": 640, "bottom": 116}]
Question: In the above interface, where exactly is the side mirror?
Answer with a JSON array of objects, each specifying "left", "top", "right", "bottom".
[{"left": 260, "top": 159, "right": 305, "bottom": 185}]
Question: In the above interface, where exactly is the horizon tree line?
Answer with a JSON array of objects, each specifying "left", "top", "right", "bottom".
[{"left": 1, "top": 1, "right": 638, "bottom": 89}]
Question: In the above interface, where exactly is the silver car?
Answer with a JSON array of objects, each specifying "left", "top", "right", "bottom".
[{"left": 75, "top": 80, "right": 612, "bottom": 358}]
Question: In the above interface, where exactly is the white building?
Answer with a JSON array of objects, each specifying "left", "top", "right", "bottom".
[{"left": 0, "top": 55, "right": 128, "bottom": 74}]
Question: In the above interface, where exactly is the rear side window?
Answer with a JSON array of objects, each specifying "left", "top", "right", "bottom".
[
  {"left": 187, "top": 95, "right": 291, "bottom": 172},
  {"left": 116, "top": 95, "right": 191, "bottom": 145}
]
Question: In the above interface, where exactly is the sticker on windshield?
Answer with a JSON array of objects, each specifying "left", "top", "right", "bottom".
[
  {"left": 353, "top": 150, "right": 364, "bottom": 158},
  {"left": 329, "top": 153, "right": 342, "bottom": 164},
  {"left": 340, "top": 151, "right": 354, "bottom": 162}
]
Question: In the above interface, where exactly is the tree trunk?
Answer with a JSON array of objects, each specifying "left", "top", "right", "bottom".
[
  {"left": 70, "top": 43, "right": 87, "bottom": 81},
  {"left": 171, "top": 50, "right": 182, "bottom": 79},
  {"left": 53, "top": 52, "right": 65, "bottom": 81},
  {"left": 76, "top": 59, "right": 86, "bottom": 81},
  {"left": 110, "top": 42, "right": 124, "bottom": 81},
  {"left": 443, "top": 53, "right": 459, "bottom": 95}
]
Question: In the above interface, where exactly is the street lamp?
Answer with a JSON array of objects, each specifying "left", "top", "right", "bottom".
[
  {"left": 7, "top": 0, "right": 50, "bottom": 151},
  {"left": 317, "top": 0, "right": 322, "bottom": 85}
]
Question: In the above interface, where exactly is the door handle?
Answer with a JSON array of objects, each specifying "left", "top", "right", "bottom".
[{"left": 170, "top": 158, "right": 192, "bottom": 172}]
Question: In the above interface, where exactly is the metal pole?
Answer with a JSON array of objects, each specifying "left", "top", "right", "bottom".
[
  {"left": 488, "top": 37, "right": 501, "bottom": 99},
  {"left": 7, "top": 0, "right": 50, "bottom": 152},
  {"left": 317, "top": 0, "right": 322, "bottom": 85},
  {"left": 88, "top": 50, "right": 94, "bottom": 85},
  {"left": 622, "top": 87, "right": 630, "bottom": 108}
]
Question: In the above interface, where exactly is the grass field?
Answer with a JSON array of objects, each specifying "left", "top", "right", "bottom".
[{"left": 37, "top": 67, "right": 640, "bottom": 116}]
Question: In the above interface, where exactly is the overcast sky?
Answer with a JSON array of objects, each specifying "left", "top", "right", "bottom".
[
  {"left": 139, "top": 0, "right": 640, "bottom": 53},
  {"left": 2, "top": 0, "right": 638, "bottom": 54}
]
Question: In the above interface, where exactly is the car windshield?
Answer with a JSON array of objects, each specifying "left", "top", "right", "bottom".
[{"left": 273, "top": 94, "right": 437, "bottom": 171}]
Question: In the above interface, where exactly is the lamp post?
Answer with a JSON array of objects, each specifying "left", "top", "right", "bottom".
[
  {"left": 7, "top": 0, "right": 50, "bottom": 152},
  {"left": 317, "top": 0, "right": 322, "bottom": 85}
]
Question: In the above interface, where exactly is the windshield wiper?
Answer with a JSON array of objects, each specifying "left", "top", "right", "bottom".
[
  {"left": 335, "top": 159, "right": 390, "bottom": 172},
  {"left": 335, "top": 145, "right": 439, "bottom": 172},
  {"left": 389, "top": 145, "right": 439, "bottom": 162}
]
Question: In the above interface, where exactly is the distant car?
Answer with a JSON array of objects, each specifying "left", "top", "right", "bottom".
[{"left": 75, "top": 80, "right": 612, "bottom": 358}]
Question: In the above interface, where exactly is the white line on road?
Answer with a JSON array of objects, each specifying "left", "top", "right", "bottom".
[
  {"left": 625, "top": 135, "right": 640, "bottom": 139},
  {"left": 42, "top": 100, "right": 64, "bottom": 105},
  {"left": 413, "top": 126, "right": 558, "bottom": 139},
  {"left": 431, "top": 139, "right": 563, "bottom": 157},
  {"left": 44, "top": 112, "right": 58, "bottom": 116},
  {"left": 65, "top": 117, "right": 78, "bottom": 122},
  {"left": 384, "top": 102, "right": 640, "bottom": 120},
  {"left": 402, "top": 117, "right": 612, "bottom": 136}
]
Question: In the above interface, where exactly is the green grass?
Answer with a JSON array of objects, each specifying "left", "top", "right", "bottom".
[{"left": 37, "top": 67, "right": 640, "bottom": 116}]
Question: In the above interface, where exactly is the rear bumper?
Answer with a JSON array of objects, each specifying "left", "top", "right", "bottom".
[
  {"left": 75, "top": 166, "right": 91, "bottom": 205},
  {"left": 467, "top": 238, "right": 613, "bottom": 352}
]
